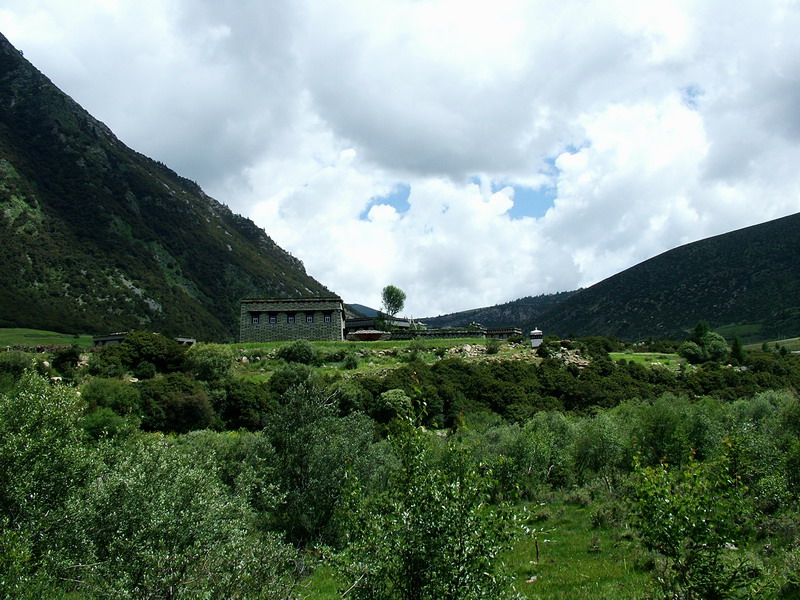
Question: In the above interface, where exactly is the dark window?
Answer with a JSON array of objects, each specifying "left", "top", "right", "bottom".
[
  {"left": 324, "top": 314, "right": 332, "bottom": 323},
  {"left": 287, "top": 315, "right": 295, "bottom": 324},
  {"left": 251, "top": 316, "right": 259, "bottom": 324},
  {"left": 269, "top": 315, "right": 277, "bottom": 324},
  {"left": 306, "top": 314, "right": 314, "bottom": 323}
]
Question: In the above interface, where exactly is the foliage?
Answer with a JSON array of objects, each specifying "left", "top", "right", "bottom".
[
  {"left": 267, "top": 363, "right": 316, "bottom": 398},
  {"left": 0, "top": 350, "right": 37, "bottom": 390},
  {"left": 486, "top": 337, "right": 501, "bottom": 354},
  {"left": 730, "top": 335, "right": 746, "bottom": 364},
  {"left": 137, "top": 372, "right": 214, "bottom": 433},
  {"left": 338, "top": 418, "right": 518, "bottom": 599},
  {"left": 0, "top": 372, "right": 93, "bottom": 539},
  {"left": 678, "top": 329, "right": 730, "bottom": 364},
  {"left": 276, "top": 339, "right": 319, "bottom": 365},
  {"left": 381, "top": 285, "right": 407, "bottom": 318},
  {"left": 265, "top": 385, "right": 378, "bottom": 546},
  {"left": 185, "top": 342, "right": 235, "bottom": 381},
  {"left": 628, "top": 451, "right": 757, "bottom": 598},
  {"left": 0, "top": 373, "right": 301, "bottom": 598},
  {"left": 118, "top": 331, "right": 187, "bottom": 373},
  {"left": 213, "top": 378, "right": 273, "bottom": 430},
  {"left": 60, "top": 434, "right": 300, "bottom": 599},
  {"left": 50, "top": 344, "right": 82, "bottom": 378},
  {"left": 81, "top": 377, "right": 140, "bottom": 415}
]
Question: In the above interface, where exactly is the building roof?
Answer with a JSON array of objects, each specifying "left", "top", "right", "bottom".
[{"left": 242, "top": 296, "right": 343, "bottom": 306}]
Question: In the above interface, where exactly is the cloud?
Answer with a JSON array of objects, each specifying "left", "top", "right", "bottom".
[{"left": 3, "top": 0, "right": 800, "bottom": 317}]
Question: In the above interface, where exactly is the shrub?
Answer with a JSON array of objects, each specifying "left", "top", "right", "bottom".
[
  {"left": 276, "top": 340, "right": 318, "bottom": 365},
  {"left": 342, "top": 351, "right": 359, "bottom": 370},
  {"left": 268, "top": 363, "right": 315, "bottom": 398},
  {"left": 118, "top": 331, "right": 186, "bottom": 373},
  {"left": 81, "top": 377, "right": 141, "bottom": 415},
  {"left": 265, "top": 386, "right": 377, "bottom": 546},
  {"left": 185, "top": 342, "right": 235, "bottom": 381},
  {"left": 51, "top": 345, "right": 82, "bottom": 378},
  {"left": 628, "top": 453, "right": 757, "bottom": 598},
  {"left": 63, "top": 434, "right": 300, "bottom": 598},
  {"left": 137, "top": 373, "right": 214, "bottom": 433},
  {"left": 337, "top": 419, "right": 518, "bottom": 599}
]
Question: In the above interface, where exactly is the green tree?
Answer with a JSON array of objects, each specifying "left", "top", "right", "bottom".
[
  {"left": 690, "top": 320, "right": 711, "bottom": 344},
  {"left": 0, "top": 373, "right": 94, "bottom": 565},
  {"left": 137, "top": 373, "right": 215, "bottom": 433},
  {"left": 81, "top": 377, "right": 141, "bottom": 415},
  {"left": 265, "top": 385, "right": 377, "bottom": 546},
  {"left": 381, "top": 284, "right": 406, "bottom": 318},
  {"left": 276, "top": 339, "right": 318, "bottom": 365},
  {"left": 185, "top": 342, "right": 235, "bottom": 381},
  {"left": 117, "top": 330, "right": 186, "bottom": 373},
  {"left": 730, "top": 335, "right": 746, "bottom": 364},
  {"left": 338, "top": 417, "right": 517, "bottom": 599},
  {"left": 628, "top": 451, "right": 756, "bottom": 598},
  {"left": 701, "top": 332, "right": 730, "bottom": 363},
  {"left": 62, "top": 433, "right": 300, "bottom": 599}
]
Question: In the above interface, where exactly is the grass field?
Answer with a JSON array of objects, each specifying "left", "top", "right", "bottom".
[
  {"left": 609, "top": 351, "right": 682, "bottom": 371},
  {"left": 744, "top": 336, "right": 800, "bottom": 352},
  {"left": 0, "top": 328, "right": 93, "bottom": 348}
]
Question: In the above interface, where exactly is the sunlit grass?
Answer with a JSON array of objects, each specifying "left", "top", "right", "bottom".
[
  {"left": 507, "top": 503, "right": 649, "bottom": 599},
  {"left": 609, "top": 351, "right": 682, "bottom": 371},
  {"left": 0, "top": 327, "right": 93, "bottom": 348}
]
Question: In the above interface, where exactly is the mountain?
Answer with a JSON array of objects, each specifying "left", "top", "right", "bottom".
[
  {"left": 0, "top": 33, "right": 331, "bottom": 342},
  {"left": 422, "top": 213, "right": 800, "bottom": 343},
  {"left": 421, "top": 291, "right": 578, "bottom": 331},
  {"left": 535, "top": 213, "right": 800, "bottom": 342}
]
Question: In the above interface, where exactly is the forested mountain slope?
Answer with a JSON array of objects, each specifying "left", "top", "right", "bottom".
[
  {"left": 536, "top": 212, "right": 800, "bottom": 341},
  {"left": 422, "top": 291, "right": 577, "bottom": 331},
  {"left": 0, "top": 33, "right": 330, "bottom": 341}
]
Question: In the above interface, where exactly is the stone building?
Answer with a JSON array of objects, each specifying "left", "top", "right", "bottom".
[{"left": 239, "top": 297, "right": 345, "bottom": 342}]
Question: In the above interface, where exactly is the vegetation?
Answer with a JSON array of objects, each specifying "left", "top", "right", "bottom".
[
  {"left": 2, "top": 326, "right": 800, "bottom": 598},
  {"left": 381, "top": 284, "right": 407, "bottom": 319}
]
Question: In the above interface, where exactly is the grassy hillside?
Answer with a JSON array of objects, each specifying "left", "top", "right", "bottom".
[
  {"left": 0, "top": 33, "right": 330, "bottom": 342},
  {"left": 0, "top": 328, "right": 93, "bottom": 348}
]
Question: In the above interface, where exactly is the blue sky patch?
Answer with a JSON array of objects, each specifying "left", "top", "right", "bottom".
[
  {"left": 508, "top": 184, "right": 556, "bottom": 219},
  {"left": 469, "top": 174, "right": 556, "bottom": 219},
  {"left": 359, "top": 183, "right": 411, "bottom": 220}
]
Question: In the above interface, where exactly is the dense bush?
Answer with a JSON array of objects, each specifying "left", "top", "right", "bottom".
[
  {"left": 276, "top": 339, "right": 318, "bottom": 365},
  {"left": 185, "top": 342, "right": 235, "bottom": 381},
  {"left": 0, "top": 373, "right": 302, "bottom": 599},
  {"left": 137, "top": 372, "right": 214, "bottom": 433},
  {"left": 338, "top": 417, "right": 518, "bottom": 599}
]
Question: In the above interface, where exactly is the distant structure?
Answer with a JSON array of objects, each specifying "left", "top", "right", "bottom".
[
  {"left": 344, "top": 304, "right": 412, "bottom": 338},
  {"left": 239, "top": 297, "right": 345, "bottom": 342},
  {"left": 530, "top": 327, "right": 544, "bottom": 348}
]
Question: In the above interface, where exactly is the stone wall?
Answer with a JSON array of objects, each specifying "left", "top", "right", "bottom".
[{"left": 239, "top": 297, "right": 344, "bottom": 342}]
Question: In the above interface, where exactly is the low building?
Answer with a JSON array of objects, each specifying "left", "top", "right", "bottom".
[{"left": 239, "top": 297, "right": 345, "bottom": 342}]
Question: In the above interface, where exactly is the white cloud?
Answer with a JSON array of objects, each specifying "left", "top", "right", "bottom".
[{"left": 3, "top": 0, "right": 800, "bottom": 317}]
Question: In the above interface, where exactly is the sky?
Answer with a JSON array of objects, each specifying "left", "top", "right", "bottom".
[{"left": 3, "top": 1, "right": 800, "bottom": 318}]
